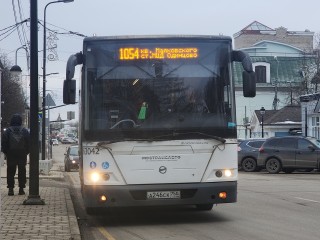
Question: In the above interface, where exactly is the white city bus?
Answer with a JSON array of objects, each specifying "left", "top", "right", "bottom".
[{"left": 63, "top": 35, "right": 256, "bottom": 213}]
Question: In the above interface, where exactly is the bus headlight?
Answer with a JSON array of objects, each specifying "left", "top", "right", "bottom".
[
  {"left": 224, "top": 169, "right": 232, "bottom": 177},
  {"left": 215, "top": 169, "right": 233, "bottom": 178},
  {"left": 90, "top": 172, "right": 101, "bottom": 182}
]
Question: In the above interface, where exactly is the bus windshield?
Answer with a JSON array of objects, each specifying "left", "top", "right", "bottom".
[{"left": 83, "top": 38, "right": 236, "bottom": 141}]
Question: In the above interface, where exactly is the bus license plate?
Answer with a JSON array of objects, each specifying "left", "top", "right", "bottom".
[{"left": 147, "top": 191, "right": 181, "bottom": 199}]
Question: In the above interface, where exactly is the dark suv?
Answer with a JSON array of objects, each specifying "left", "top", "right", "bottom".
[
  {"left": 238, "top": 139, "right": 266, "bottom": 172},
  {"left": 64, "top": 145, "right": 79, "bottom": 172},
  {"left": 257, "top": 136, "right": 320, "bottom": 173}
]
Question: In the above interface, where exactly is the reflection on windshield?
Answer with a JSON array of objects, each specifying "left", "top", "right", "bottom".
[
  {"left": 88, "top": 76, "right": 231, "bottom": 131},
  {"left": 70, "top": 147, "right": 78, "bottom": 155}
]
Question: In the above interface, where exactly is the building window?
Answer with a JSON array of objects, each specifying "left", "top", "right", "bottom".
[
  {"left": 252, "top": 62, "right": 270, "bottom": 83},
  {"left": 311, "top": 116, "right": 320, "bottom": 139},
  {"left": 255, "top": 66, "right": 267, "bottom": 83}
]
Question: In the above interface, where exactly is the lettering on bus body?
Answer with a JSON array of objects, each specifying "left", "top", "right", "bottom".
[
  {"left": 119, "top": 47, "right": 199, "bottom": 60},
  {"left": 83, "top": 147, "right": 100, "bottom": 155}
]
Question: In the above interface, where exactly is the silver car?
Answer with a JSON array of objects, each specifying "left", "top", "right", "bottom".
[{"left": 238, "top": 139, "right": 265, "bottom": 172}]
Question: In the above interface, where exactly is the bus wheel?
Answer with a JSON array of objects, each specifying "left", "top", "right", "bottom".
[{"left": 196, "top": 204, "right": 213, "bottom": 211}]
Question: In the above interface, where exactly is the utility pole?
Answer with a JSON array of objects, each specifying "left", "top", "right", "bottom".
[
  {"left": 272, "top": 56, "right": 279, "bottom": 110},
  {"left": 23, "top": 0, "right": 45, "bottom": 205}
]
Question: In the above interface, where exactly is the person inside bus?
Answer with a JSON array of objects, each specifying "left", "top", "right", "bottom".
[{"left": 134, "top": 83, "right": 160, "bottom": 122}]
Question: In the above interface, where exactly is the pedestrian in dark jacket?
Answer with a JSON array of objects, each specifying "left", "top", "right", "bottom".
[{"left": 1, "top": 114, "right": 30, "bottom": 196}]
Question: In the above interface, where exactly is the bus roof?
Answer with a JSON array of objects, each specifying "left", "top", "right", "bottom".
[{"left": 83, "top": 35, "right": 232, "bottom": 42}]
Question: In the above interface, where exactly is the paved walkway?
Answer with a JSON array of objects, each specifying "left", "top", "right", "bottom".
[{"left": 1, "top": 160, "right": 81, "bottom": 240}]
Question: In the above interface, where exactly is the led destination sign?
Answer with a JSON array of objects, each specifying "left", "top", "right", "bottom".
[{"left": 119, "top": 47, "right": 198, "bottom": 60}]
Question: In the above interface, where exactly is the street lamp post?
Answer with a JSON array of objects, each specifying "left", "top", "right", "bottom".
[
  {"left": 260, "top": 107, "right": 266, "bottom": 138},
  {"left": 10, "top": 46, "right": 29, "bottom": 73},
  {"left": 42, "top": 0, "right": 73, "bottom": 160},
  {"left": 272, "top": 56, "right": 279, "bottom": 110}
]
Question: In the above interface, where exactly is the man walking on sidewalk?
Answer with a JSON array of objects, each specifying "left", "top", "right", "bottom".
[{"left": 1, "top": 114, "right": 30, "bottom": 196}]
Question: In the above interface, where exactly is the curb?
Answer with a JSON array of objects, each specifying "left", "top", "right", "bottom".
[{"left": 65, "top": 188, "right": 81, "bottom": 240}]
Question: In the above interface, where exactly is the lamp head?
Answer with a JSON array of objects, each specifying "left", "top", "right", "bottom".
[{"left": 10, "top": 65, "right": 22, "bottom": 73}]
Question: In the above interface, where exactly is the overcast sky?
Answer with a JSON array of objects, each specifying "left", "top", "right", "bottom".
[{"left": 1, "top": 0, "right": 320, "bottom": 121}]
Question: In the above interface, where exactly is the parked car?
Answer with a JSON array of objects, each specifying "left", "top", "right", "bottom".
[
  {"left": 238, "top": 139, "right": 266, "bottom": 172},
  {"left": 61, "top": 137, "right": 75, "bottom": 144},
  {"left": 64, "top": 145, "right": 79, "bottom": 172},
  {"left": 52, "top": 139, "right": 59, "bottom": 146},
  {"left": 257, "top": 136, "right": 320, "bottom": 174}
]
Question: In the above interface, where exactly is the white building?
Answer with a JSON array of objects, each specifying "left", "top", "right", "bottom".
[
  {"left": 233, "top": 21, "right": 316, "bottom": 138},
  {"left": 300, "top": 93, "right": 320, "bottom": 138}
]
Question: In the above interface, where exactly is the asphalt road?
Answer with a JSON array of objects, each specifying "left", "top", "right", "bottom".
[{"left": 52, "top": 144, "right": 320, "bottom": 240}]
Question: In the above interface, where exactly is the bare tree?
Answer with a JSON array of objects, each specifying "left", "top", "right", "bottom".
[
  {"left": 1, "top": 52, "right": 26, "bottom": 129},
  {"left": 280, "top": 34, "right": 320, "bottom": 107},
  {"left": 299, "top": 32, "right": 320, "bottom": 95}
]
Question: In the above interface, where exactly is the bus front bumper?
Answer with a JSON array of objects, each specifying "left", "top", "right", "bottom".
[{"left": 82, "top": 181, "right": 237, "bottom": 208}]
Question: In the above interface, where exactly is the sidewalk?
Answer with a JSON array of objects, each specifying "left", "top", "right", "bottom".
[{"left": 0, "top": 160, "right": 81, "bottom": 240}]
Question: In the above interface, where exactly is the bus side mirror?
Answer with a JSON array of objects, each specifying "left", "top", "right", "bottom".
[
  {"left": 63, "top": 52, "right": 82, "bottom": 104},
  {"left": 63, "top": 79, "right": 76, "bottom": 104},
  {"left": 232, "top": 50, "right": 256, "bottom": 98},
  {"left": 243, "top": 71, "right": 256, "bottom": 97}
]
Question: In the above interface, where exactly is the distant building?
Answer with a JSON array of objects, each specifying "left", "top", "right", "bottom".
[
  {"left": 51, "top": 113, "right": 63, "bottom": 131},
  {"left": 300, "top": 93, "right": 320, "bottom": 138},
  {"left": 233, "top": 21, "right": 316, "bottom": 138},
  {"left": 234, "top": 21, "right": 314, "bottom": 51},
  {"left": 249, "top": 105, "right": 302, "bottom": 138}
]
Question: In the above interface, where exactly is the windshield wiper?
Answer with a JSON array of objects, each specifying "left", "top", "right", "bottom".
[
  {"left": 147, "top": 131, "right": 226, "bottom": 143},
  {"left": 110, "top": 119, "right": 140, "bottom": 129},
  {"left": 96, "top": 132, "right": 226, "bottom": 146},
  {"left": 96, "top": 138, "right": 145, "bottom": 146}
]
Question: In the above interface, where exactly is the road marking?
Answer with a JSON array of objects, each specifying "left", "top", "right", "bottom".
[
  {"left": 98, "top": 227, "right": 116, "bottom": 240},
  {"left": 294, "top": 197, "right": 320, "bottom": 203}
]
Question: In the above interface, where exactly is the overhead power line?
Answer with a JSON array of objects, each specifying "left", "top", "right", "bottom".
[
  {"left": 0, "top": 18, "right": 30, "bottom": 43},
  {"left": 0, "top": 26, "right": 19, "bottom": 41},
  {"left": 17, "top": 0, "right": 29, "bottom": 49},
  {"left": 12, "top": 0, "right": 24, "bottom": 46},
  {"left": 0, "top": 18, "right": 29, "bottom": 32},
  {"left": 38, "top": 20, "right": 88, "bottom": 38}
]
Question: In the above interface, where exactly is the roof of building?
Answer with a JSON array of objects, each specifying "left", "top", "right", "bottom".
[
  {"left": 234, "top": 21, "right": 314, "bottom": 38},
  {"left": 233, "top": 56, "right": 314, "bottom": 85},
  {"left": 241, "top": 21, "right": 274, "bottom": 31},
  {"left": 255, "top": 105, "right": 301, "bottom": 125},
  {"left": 57, "top": 114, "right": 62, "bottom": 121}
]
